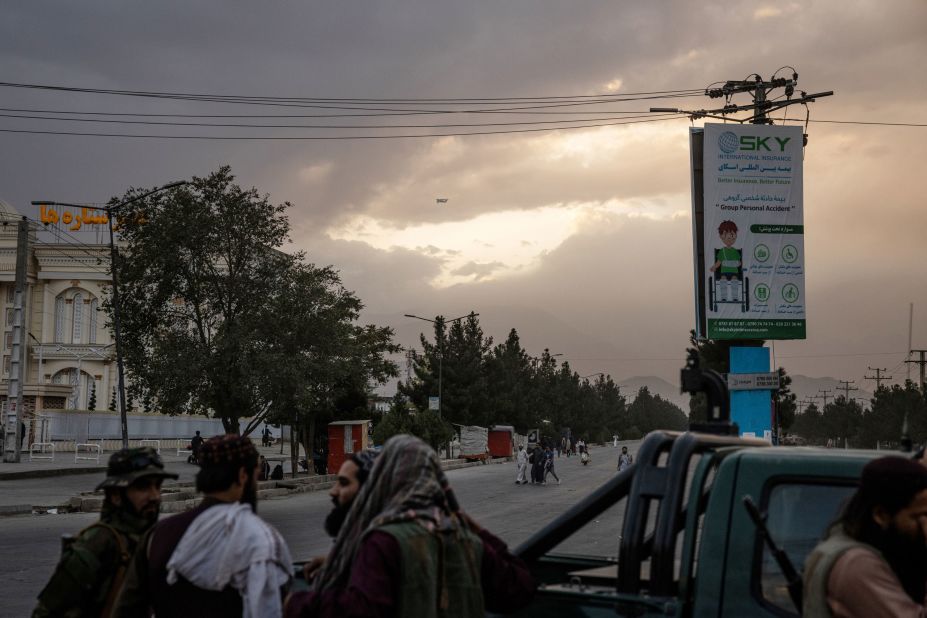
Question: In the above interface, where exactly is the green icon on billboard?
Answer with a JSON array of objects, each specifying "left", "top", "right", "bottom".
[
  {"left": 781, "top": 244, "right": 798, "bottom": 263},
  {"left": 754, "top": 244, "right": 770, "bottom": 262},
  {"left": 754, "top": 283, "right": 770, "bottom": 302},
  {"left": 781, "top": 283, "right": 800, "bottom": 303}
]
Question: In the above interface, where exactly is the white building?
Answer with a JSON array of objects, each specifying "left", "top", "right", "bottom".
[{"left": 0, "top": 199, "right": 125, "bottom": 441}]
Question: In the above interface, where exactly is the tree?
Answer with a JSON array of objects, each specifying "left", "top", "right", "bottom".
[
  {"left": 111, "top": 166, "right": 293, "bottom": 432},
  {"left": 109, "top": 387, "right": 117, "bottom": 412},
  {"left": 775, "top": 368, "right": 797, "bottom": 434},
  {"left": 87, "top": 384, "right": 97, "bottom": 412},
  {"left": 255, "top": 263, "right": 399, "bottom": 473},
  {"left": 109, "top": 166, "right": 399, "bottom": 447},
  {"left": 628, "top": 386, "right": 688, "bottom": 433}
]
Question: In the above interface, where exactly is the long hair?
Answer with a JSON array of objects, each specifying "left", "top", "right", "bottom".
[{"left": 314, "top": 434, "right": 458, "bottom": 592}]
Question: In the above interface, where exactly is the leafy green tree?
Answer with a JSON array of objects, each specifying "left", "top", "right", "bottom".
[
  {"left": 110, "top": 166, "right": 399, "bottom": 451},
  {"left": 110, "top": 166, "right": 293, "bottom": 432},
  {"left": 855, "top": 381, "right": 927, "bottom": 449},
  {"left": 109, "top": 387, "right": 117, "bottom": 412},
  {"left": 87, "top": 384, "right": 97, "bottom": 412},
  {"left": 628, "top": 386, "right": 688, "bottom": 433},
  {"left": 399, "top": 312, "right": 489, "bottom": 426},
  {"left": 791, "top": 402, "right": 822, "bottom": 444},
  {"left": 775, "top": 368, "right": 797, "bottom": 434},
  {"left": 256, "top": 263, "right": 399, "bottom": 473},
  {"left": 372, "top": 400, "right": 452, "bottom": 452}
]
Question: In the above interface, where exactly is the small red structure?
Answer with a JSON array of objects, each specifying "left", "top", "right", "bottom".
[
  {"left": 488, "top": 425, "right": 514, "bottom": 458},
  {"left": 327, "top": 420, "right": 371, "bottom": 474}
]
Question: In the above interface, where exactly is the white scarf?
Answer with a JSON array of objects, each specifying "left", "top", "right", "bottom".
[{"left": 166, "top": 502, "right": 293, "bottom": 618}]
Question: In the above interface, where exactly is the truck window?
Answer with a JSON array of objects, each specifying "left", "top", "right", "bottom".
[{"left": 757, "top": 481, "right": 857, "bottom": 615}]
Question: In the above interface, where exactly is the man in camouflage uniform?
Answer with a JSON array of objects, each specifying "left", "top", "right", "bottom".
[{"left": 33, "top": 447, "right": 178, "bottom": 618}]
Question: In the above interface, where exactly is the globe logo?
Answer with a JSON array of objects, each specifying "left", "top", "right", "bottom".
[{"left": 718, "top": 131, "right": 739, "bottom": 154}]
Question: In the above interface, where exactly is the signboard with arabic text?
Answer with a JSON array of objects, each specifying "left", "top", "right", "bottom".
[{"left": 697, "top": 123, "right": 806, "bottom": 340}]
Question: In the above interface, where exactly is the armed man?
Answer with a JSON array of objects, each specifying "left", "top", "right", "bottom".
[{"left": 33, "top": 447, "right": 177, "bottom": 618}]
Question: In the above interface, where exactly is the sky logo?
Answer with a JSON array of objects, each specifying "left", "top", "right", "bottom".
[{"left": 718, "top": 131, "right": 739, "bottom": 154}]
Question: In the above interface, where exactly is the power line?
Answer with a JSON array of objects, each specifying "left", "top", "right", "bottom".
[
  {"left": 0, "top": 80, "right": 704, "bottom": 103},
  {"left": 0, "top": 106, "right": 673, "bottom": 118},
  {"left": 0, "top": 110, "right": 681, "bottom": 130},
  {"left": 0, "top": 115, "right": 689, "bottom": 140}
]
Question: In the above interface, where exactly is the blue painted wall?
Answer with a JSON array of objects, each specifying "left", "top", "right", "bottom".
[{"left": 729, "top": 347, "right": 772, "bottom": 439}]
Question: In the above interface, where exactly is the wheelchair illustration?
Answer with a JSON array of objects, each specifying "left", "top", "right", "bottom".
[{"left": 708, "top": 248, "right": 749, "bottom": 313}]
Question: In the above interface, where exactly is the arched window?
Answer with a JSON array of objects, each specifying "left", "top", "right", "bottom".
[
  {"left": 54, "top": 297, "right": 65, "bottom": 343},
  {"left": 89, "top": 299, "right": 98, "bottom": 344}
]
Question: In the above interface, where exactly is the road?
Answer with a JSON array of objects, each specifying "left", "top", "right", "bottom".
[{"left": 0, "top": 442, "right": 636, "bottom": 617}]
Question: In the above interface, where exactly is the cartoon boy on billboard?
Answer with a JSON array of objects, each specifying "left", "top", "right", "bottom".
[{"left": 710, "top": 220, "right": 742, "bottom": 302}]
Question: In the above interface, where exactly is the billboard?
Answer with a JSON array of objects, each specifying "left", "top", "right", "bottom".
[{"left": 695, "top": 123, "right": 805, "bottom": 340}]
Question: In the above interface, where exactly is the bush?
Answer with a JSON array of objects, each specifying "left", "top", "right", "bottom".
[{"left": 371, "top": 407, "right": 454, "bottom": 453}]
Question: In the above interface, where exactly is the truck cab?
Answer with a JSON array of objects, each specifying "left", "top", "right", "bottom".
[{"left": 510, "top": 430, "right": 878, "bottom": 617}]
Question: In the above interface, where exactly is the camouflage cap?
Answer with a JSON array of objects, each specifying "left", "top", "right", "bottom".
[{"left": 96, "top": 446, "right": 178, "bottom": 490}]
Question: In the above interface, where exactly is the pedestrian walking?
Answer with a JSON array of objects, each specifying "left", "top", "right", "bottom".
[
  {"left": 530, "top": 447, "right": 546, "bottom": 484},
  {"left": 113, "top": 434, "right": 292, "bottom": 618},
  {"left": 33, "top": 447, "right": 177, "bottom": 618},
  {"left": 566, "top": 438, "right": 572, "bottom": 457},
  {"left": 515, "top": 445, "right": 528, "bottom": 484},
  {"left": 544, "top": 447, "right": 560, "bottom": 485},
  {"left": 283, "top": 434, "right": 535, "bottom": 617},
  {"left": 617, "top": 446, "right": 633, "bottom": 472},
  {"left": 258, "top": 455, "right": 271, "bottom": 481}
]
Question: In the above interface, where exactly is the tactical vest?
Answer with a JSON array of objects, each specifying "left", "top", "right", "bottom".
[
  {"left": 377, "top": 520, "right": 485, "bottom": 618},
  {"left": 803, "top": 528, "right": 879, "bottom": 618}
]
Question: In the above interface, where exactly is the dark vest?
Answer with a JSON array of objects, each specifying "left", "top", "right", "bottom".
[
  {"left": 377, "top": 520, "right": 484, "bottom": 618},
  {"left": 147, "top": 500, "right": 243, "bottom": 617}
]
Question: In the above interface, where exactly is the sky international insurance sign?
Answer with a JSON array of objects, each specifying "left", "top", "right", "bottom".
[{"left": 695, "top": 123, "right": 805, "bottom": 340}]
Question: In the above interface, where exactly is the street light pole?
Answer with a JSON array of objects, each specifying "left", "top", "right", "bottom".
[{"left": 32, "top": 180, "right": 188, "bottom": 448}]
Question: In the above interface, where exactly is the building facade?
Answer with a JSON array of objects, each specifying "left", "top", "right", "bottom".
[{"left": 0, "top": 199, "right": 120, "bottom": 442}]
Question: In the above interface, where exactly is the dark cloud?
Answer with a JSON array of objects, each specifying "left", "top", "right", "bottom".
[
  {"left": 450, "top": 260, "right": 506, "bottom": 280},
  {"left": 0, "top": 0, "right": 925, "bottom": 386}
]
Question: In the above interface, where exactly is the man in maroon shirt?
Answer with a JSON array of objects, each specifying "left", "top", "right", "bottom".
[{"left": 284, "top": 434, "right": 535, "bottom": 617}]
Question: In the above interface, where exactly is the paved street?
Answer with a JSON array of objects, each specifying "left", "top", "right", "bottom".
[{"left": 0, "top": 442, "right": 636, "bottom": 617}]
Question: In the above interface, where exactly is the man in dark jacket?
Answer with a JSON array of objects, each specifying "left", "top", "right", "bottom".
[
  {"left": 33, "top": 447, "right": 177, "bottom": 618},
  {"left": 114, "top": 435, "right": 291, "bottom": 618}
]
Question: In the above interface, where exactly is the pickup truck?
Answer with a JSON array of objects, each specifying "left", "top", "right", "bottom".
[{"left": 508, "top": 355, "right": 882, "bottom": 617}]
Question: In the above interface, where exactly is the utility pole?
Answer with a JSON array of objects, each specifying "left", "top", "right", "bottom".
[
  {"left": 3, "top": 218, "right": 30, "bottom": 463},
  {"left": 818, "top": 389, "right": 832, "bottom": 410},
  {"left": 864, "top": 366, "right": 891, "bottom": 391},
  {"left": 650, "top": 70, "right": 832, "bottom": 134},
  {"left": 906, "top": 350, "right": 927, "bottom": 392},
  {"left": 837, "top": 380, "right": 859, "bottom": 402}
]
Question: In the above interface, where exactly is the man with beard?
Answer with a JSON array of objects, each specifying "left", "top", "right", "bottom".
[
  {"left": 113, "top": 434, "right": 292, "bottom": 618},
  {"left": 284, "top": 434, "right": 534, "bottom": 617},
  {"left": 299, "top": 450, "right": 378, "bottom": 581},
  {"left": 803, "top": 456, "right": 927, "bottom": 617},
  {"left": 33, "top": 447, "right": 177, "bottom": 618}
]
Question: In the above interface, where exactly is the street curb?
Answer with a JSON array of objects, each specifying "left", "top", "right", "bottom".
[
  {"left": 0, "top": 504, "right": 33, "bottom": 516},
  {"left": 0, "top": 466, "right": 102, "bottom": 481}
]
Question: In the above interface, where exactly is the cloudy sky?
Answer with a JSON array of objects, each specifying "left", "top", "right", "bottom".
[{"left": 1, "top": 1, "right": 925, "bottom": 391}]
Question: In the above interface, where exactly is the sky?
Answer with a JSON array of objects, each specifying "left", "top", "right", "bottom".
[{"left": 1, "top": 1, "right": 925, "bottom": 392}]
